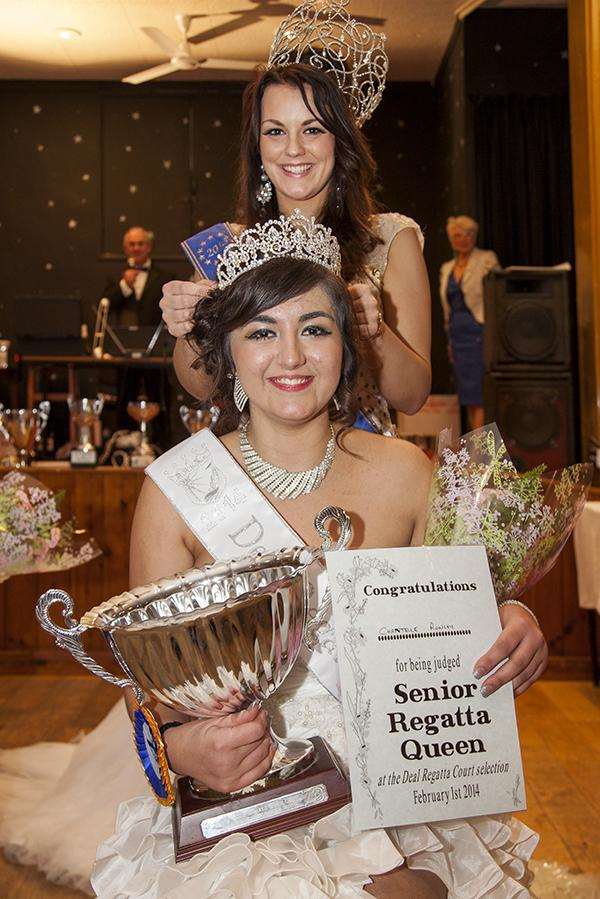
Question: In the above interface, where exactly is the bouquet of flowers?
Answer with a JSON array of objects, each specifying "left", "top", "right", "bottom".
[
  {"left": 0, "top": 471, "right": 101, "bottom": 583},
  {"left": 423, "top": 424, "right": 593, "bottom": 602}
]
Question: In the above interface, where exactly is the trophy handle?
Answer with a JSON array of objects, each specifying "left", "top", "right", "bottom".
[
  {"left": 36, "top": 400, "right": 50, "bottom": 440},
  {"left": 0, "top": 403, "right": 8, "bottom": 442},
  {"left": 36, "top": 589, "right": 144, "bottom": 703},
  {"left": 304, "top": 507, "right": 353, "bottom": 650},
  {"left": 313, "top": 505, "right": 353, "bottom": 551}
]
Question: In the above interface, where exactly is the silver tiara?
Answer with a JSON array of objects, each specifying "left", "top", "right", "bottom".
[
  {"left": 216, "top": 210, "right": 341, "bottom": 289},
  {"left": 267, "top": 0, "right": 388, "bottom": 128}
]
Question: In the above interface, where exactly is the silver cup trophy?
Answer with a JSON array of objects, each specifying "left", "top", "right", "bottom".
[
  {"left": 127, "top": 399, "right": 160, "bottom": 468},
  {"left": 179, "top": 403, "right": 220, "bottom": 434},
  {"left": 0, "top": 401, "right": 50, "bottom": 468},
  {"left": 68, "top": 396, "right": 104, "bottom": 467},
  {"left": 36, "top": 506, "right": 352, "bottom": 861}
]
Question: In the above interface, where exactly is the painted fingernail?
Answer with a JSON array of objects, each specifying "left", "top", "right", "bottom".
[
  {"left": 473, "top": 668, "right": 484, "bottom": 679},
  {"left": 481, "top": 685, "right": 491, "bottom": 697}
]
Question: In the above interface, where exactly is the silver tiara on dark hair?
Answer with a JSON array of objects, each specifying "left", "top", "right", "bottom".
[
  {"left": 267, "top": 0, "right": 388, "bottom": 128},
  {"left": 216, "top": 210, "right": 342, "bottom": 289}
]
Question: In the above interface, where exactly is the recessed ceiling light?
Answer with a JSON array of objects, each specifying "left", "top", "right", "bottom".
[{"left": 56, "top": 27, "right": 82, "bottom": 41}]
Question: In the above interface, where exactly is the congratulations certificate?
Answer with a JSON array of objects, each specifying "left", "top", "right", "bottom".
[{"left": 326, "top": 545, "right": 526, "bottom": 830}]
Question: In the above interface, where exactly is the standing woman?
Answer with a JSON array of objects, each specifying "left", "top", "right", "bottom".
[
  {"left": 440, "top": 216, "right": 499, "bottom": 431},
  {"left": 161, "top": 0, "right": 431, "bottom": 434}
]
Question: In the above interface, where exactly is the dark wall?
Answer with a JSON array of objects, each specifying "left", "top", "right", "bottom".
[
  {"left": 465, "top": 9, "right": 572, "bottom": 269},
  {"left": 431, "top": 25, "right": 473, "bottom": 393},
  {"left": 432, "top": 8, "right": 571, "bottom": 392},
  {"left": 0, "top": 82, "right": 244, "bottom": 336},
  {"left": 363, "top": 81, "right": 449, "bottom": 391},
  {"left": 465, "top": 9, "right": 569, "bottom": 98},
  {"left": 0, "top": 78, "right": 443, "bottom": 382}
]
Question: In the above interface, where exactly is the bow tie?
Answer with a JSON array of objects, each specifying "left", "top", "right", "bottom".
[{"left": 132, "top": 263, "right": 150, "bottom": 271}]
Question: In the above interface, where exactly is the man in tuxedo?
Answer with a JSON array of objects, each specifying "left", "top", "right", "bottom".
[{"left": 103, "top": 226, "right": 174, "bottom": 327}]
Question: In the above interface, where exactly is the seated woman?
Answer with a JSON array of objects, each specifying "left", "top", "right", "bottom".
[{"left": 92, "top": 215, "right": 544, "bottom": 898}]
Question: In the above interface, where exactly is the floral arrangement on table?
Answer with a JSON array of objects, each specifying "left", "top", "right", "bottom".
[
  {"left": 0, "top": 471, "right": 101, "bottom": 582},
  {"left": 423, "top": 424, "right": 593, "bottom": 601}
]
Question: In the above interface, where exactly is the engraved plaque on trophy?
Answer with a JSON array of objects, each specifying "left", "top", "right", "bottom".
[
  {"left": 127, "top": 399, "right": 160, "bottom": 468},
  {"left": 0, "top": 401, "right": 50, "bottom": 468},
  {"left": 36, "top": 508, "right": 352, "bottom": 862},
  {"left": 68, "top": 396, "right": 104, "bottom": 467},
  {"left": 179, "top": 403, "right": 220, "bottom": 435}
]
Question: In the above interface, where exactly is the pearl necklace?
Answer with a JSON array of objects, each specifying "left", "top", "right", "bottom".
[{"left": 239, "top": 420, "right": 336, "bottom": 500}]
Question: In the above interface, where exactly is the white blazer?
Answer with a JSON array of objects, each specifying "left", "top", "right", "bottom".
[{"left": 439, "top": 247, "right": 499, "bottom": 326}]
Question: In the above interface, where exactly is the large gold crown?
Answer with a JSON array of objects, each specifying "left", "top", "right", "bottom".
[
  {"left": 267, "top": 0, "right": 388, "bottom": 128},
  {"left": 216, "top": 210, "right": 342, "bottom": 289}
]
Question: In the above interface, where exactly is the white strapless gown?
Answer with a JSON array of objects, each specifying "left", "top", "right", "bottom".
[{"left": 1, "top": 665, "right": 538, "bottom": 898}]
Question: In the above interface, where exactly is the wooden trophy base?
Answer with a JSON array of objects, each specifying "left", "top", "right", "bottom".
[{"left": 173, "top": 736, "right": 351, "bottom": 862}]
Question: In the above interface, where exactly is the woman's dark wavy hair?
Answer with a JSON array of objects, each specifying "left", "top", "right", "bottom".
[
  {"left": 188, "top": 256, "right": 359, "bottom": 437},
  {"left": 238, "top": 63, "right": 382, "bottom": 282}
]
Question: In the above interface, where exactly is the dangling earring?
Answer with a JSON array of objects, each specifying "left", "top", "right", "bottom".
[
  {"left": 332, "top": 394, "right": 341, "bottom": 412},
  {"left": 256, "top": 164, "right": 273, "bottom": 206},
  {"left": 233, "top": 374, "right": 248, "bottom": 413}
]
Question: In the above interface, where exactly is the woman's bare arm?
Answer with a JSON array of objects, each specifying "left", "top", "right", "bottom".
[
  {"left": 129, "top": 477, "right": 198, "bottom": 585},
  {"left": 365, "top": 228, "right": 432, "bottom": 415},
  {"left": 160, "top": 279, "right": 217, "bottom": 401},
  {"left": 172, "top": 337, "right": 215, "bottom": 402}
]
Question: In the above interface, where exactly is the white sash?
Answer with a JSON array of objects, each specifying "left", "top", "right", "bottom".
[{"left": 147, "top": 430, "right": 341, "bottom": 698}]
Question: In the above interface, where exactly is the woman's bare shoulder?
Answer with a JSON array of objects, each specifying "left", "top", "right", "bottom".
[
  {"left": 340, "top": 429, "right": 432, "bottom": 491},
  {"left": 130, "top": 477, "right": 203, "bottom": 582}
]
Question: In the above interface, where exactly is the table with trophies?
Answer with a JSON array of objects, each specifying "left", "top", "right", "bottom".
[{"left": 0, "top": 397, "right": 221, "bottom": 671}]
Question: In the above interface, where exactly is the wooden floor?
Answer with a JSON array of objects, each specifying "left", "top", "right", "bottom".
[{"left": 0, "top": 676, "right": 599, "bottom": 897}]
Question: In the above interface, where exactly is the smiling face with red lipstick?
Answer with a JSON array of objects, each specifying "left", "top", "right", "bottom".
[
  {"left": 259, "top": 82, "right": 336, "bottom": 218},
  {"left": 189, "top": 256, "right": 358, "bottom": 433},
  {"left": 229, "top": 284, "right": 342, "bottom": 424}
]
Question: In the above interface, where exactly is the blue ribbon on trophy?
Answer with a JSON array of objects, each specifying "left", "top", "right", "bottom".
[
  {"left": 181, "top": 223, "right": 236, "bottom": 280},
  {"left": 132, "top": 705, "right": 175, "bottom": 806}
]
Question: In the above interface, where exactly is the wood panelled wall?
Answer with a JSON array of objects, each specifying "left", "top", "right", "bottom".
[
  {"left": 0, "top": 467, "right": 593, "bottom": 677},
  {"left": 0, "top": 467, "right": 144, "bottom": 671}
]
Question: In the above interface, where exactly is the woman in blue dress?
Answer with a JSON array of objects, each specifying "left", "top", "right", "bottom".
[{"left": 439, "top": 216, "right": 499, "bottom": 431}]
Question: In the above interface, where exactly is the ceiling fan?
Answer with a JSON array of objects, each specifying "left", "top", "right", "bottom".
[{"left": 122, "top": 13, "right": 262, "bottom": 85}]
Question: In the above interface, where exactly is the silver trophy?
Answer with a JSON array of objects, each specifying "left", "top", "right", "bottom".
[
  {"left": 36, "top": 506, "right": 352, "bottom": 860},
  {"left": 179, "top": 403, "right": 220, "bottom": 434},
  {"left": 127, "top": 399, "right": 160, "bottom": 467},
  {"left": 68, "top": 396, "right": 104, "bottom": 467},
  {"left": 0, "top": 401, "right": 50, "bottom": 468}
]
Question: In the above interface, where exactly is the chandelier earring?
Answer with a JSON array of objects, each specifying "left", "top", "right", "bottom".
[
  {"left": 256, "top": 164, "right": 273, "bottom": 206},
  {"left": 233, "top": 374, "right": 249, "bottom": 413}
]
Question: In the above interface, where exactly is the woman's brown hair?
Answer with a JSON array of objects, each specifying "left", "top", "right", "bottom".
[
  {"left": 188, "top": 256, "right": 359, "bottom": 436},
  {"left": 237, "top": 64, "right": 382, "bottom": 282}
]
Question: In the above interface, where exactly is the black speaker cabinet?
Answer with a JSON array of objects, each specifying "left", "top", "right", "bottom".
[
  {"left": 484, "top": 373, "right": 575, "bottom": 471},
  {"left": 484, "top": 269, "right": 571, "bottom": 371}
]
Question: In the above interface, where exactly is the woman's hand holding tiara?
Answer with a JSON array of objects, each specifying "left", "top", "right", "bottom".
[
  {"left": 348, "top": 281, "right": 384, "bottom": 340},
  {"left": 160, "top": 279, "right": 214, "bottom": 338}
]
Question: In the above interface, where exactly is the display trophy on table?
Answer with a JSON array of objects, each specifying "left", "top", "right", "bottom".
[
  {"left": 36, "top": 506, "right": 352, "bottom": 860},
  {"left": 179, "top": 403, "right": 220, "bottom": 434},
  {"left": 0, "top": 401, "right": 50, "bottom": 468},
  {"left": 127, "top": 398, "right": 160, "bottom": 468},
  {"left": 68, "top": 396, "right": 104, "bottom": 467}
]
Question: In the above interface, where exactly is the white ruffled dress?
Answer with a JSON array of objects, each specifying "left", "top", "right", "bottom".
[
  {"left": 0, "top": 663, "right": 538, "bottom": 898},
  {"left": 91, "top": 664, "right": 538, "bottom": 898}
]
